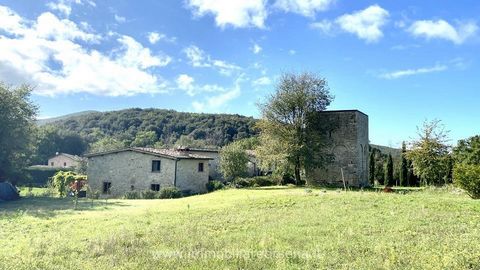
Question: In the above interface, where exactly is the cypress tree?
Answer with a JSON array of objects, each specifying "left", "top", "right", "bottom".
[
  {"left": 369, "top": 151, "right": 375, "bottom": 185},
  {"left": 400, "top": 142, "right": 408, "bottom": 186},
  {"left": 385, "top": 154, "right": 394, "bottom": 186}
]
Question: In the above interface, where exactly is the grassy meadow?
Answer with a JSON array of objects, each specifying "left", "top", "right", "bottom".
[{"left": 1, "top": 186, "right": 479, "bottom": 269}]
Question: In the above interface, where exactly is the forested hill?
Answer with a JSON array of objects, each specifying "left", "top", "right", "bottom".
[{"left": 41, "top": 108, "right": 259, "bottom": 147}]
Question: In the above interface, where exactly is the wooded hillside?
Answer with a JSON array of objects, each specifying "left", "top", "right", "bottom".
[{"left": 41, "top": 108, "right": 258, "bottom": 148}]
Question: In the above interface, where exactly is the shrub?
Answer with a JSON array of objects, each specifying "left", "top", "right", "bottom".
[
  {"left": 453, "top": 163, "right": 480, "bottom": 199},
  {"left": 234, "top": 177, "right": 252, "bottom": 188},
  {"left": 251, "top": 176, "right": 277, "bottom": 187},
  {"left": 233, "top": 176, "right": 278, "bottom": 188},
  {"left": 159, "top": 187, "right": 182, "bottom": 199},
  {"left": 206, "top": 180, "right": 224, "bottom": 192},
  {"left": 124, "top": 191, "right": 141, "bottom": 199},
  {"left": 141, "top": 190, "right": 157, "bottom": 199}
]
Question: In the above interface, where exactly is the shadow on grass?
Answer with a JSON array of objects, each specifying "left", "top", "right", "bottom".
[
  {"left": 247, "top": 185, "right": 425, "bottom": 194},
  {"left": 0, "top": 196, "right": 129, "bottom": 219}
]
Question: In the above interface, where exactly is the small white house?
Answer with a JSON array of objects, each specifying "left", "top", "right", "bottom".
[
  {"left": 48, "top": 153, "right": 84, "bottom": 169},
  {"left": 85, "top": 147, "right": 212, "bottom": 196}
]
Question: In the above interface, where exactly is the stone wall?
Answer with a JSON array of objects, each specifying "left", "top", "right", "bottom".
[
  {"left": 87, "top": 150, "right": 210, "bottom": 196},
  {"left": 175, "top": 159, "right": 209, "bottom": 194},
  {"left": 306, "top": 110, "right": 369, "bottom": 187}
]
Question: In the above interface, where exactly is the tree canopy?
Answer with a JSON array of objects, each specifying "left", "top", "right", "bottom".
[
  {"left": 0, "top": 83, "right": 37, "bottom": 182},
  {"left": 406, "top": 120, "right": 451, "bottom": 185},
  {"left": 256, "top": 72, "right": 333, "bottom": 184}
]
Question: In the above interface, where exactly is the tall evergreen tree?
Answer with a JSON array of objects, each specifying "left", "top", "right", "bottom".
[
  {"left": 400, "top": 142, "right": 408, "bottom": 186},
  {"left": 369, "top": 151, "right": 375, "bottom": 185},
  {"left": 385, "top": 154, "right": 394, "bottom": 186}
]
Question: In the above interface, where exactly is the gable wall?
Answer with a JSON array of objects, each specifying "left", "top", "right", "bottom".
[{"left": 48, "top": 155, "right": 79, "bottom": 168}]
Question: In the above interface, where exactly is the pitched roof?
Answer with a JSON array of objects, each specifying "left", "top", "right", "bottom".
[
  {"left": 175, "top": 146, "right": 220, "bottom": 153},
  {"left": 49, "top": 153, "right": 84, "bottom": 161},
  {"left": 84, "top": 147, "right": 213, "bottom": 160}
]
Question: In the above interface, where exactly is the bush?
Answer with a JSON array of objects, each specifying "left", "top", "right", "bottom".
[
  {"left": 159, "top": 187, "right": 182, "bottom": 199},
  {"left": 124, "top": 191, "right": 141, "bottom": 199},
  {"left": 453, "top": 163, "right": 480, "bottom": 199},
  {"left": 206, "top": 180, "right": 224, "bottom": 192},
  {"left": 251, "top": 176, "right": 277, "bottom": 187},
  {"left": 141, "top": 190, "right": 157, "bottom": 199},
  {"left": 233, "top": 176, "right": 278, "bottom": 188}
]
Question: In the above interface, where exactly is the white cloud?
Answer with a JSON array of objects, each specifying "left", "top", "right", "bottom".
[
  {"left": 251, "top": 43, "right": 262, "bottom": 54},
  {"left": 46, "top": 0, "right": 95, "bottom": 17},
  {"left": 335, "top": 5, "right": 389, "bottom": 43},
  {"left": 176, "top": 74, "right": 195, "bottom": 94},
  {"left": 0, "top": 6, "right": 25, "bottom": 35},
  {"left": 147, "top": 31, "right": 176, "bottom": 44},
  {"left": 116, "top": 35, "right": 171, "bottom": 68},
  {"left": 252, "top": 76, "right": 271, "bottom": 86},
  {"left": 288, "top": 49, "right": 296, "bottom": 55},
  {"left": 186, "top": 0, "right": 268, "bottom": 28},
  {"left": 310, "top": 19, "right": 333, "bottom": 34},
  {"left": 274, "top": 0, "right": 334, "bottom": 17},
  {"left": 183, "top": 45, "right": 240, "bottom": 76},
  {"left": 192, "top": 75, "right": 244, "bottom": 112},
  {"left": 0, "top": 6, "right": 169, "bottom": 96},
  {"left": 114, "top": 14, "right": 126, "bottom": 23},
  {"left": 175, "top": 74, "right": 231, "bottom": 96},
  {"left": 380, "top": 64, "right": 447, "bottom": 79},
  {"left": 408, "top": 20, "right": 478, "bottom": 44}
]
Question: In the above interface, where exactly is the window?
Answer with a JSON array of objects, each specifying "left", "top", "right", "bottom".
[
  {"left": 130, "top": 185, "right": 135, "bottom": 191},
  {"left": 50, "top": 162, "right": 54, "bottom": 166},
  {"left": 102, "top": 182, "right": 112, "bottom": 194},
  {"left": 151, "top": 184, "right": 160, "bottom": 191},
  {"left": 198, "top": 162, "right": 204, "bottom": 172},
  {"left": 63, "top": 162, "right": 67, "bottom": 167},
  {"left": 152, "top": 160, "right": 161, "bottom": 172}
]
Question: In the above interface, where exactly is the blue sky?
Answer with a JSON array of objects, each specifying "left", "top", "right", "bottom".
[{"left": 0, "top": 0, "right": 479, "bottom": 146}]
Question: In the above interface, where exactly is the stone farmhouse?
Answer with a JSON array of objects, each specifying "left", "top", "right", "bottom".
[
  {"left": 85, "top": 147, "right": 212, "bottom": 196},
  {"left": 307, "top": 110, "right": 369, "bottom": 187},
  {"left": 48, "top": 152, "right": 84, "bottom": 169}
]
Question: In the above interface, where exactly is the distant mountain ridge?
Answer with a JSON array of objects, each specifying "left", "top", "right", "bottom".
[
  {"left": 370, "top": 144, "right": 402, "bottom": 158},
  {"left": 37, "top": 110, "right": 99, "bottom": 125}
]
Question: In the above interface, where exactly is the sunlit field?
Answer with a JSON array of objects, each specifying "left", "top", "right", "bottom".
[{"left": 1, "top": 186, "right": 479, "bottom": 269}]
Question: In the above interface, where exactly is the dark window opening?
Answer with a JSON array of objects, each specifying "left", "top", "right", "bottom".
[
  {"left": 50, "top": 162, "right": 54, "bottom": 166},
  {"left": 63, "top": 162, "right": 67, "bottom": 166},
  {"left": 151, "top": 184, "right": 160, "bottom": 191},
  {"left": 198, "top": 162, "right": 204, "bottom": 172},
  {"left": 103, "top": 182, "right": 112, "bottom": 194},
  {"left": 130, "top": 185, "right": 135, "bottom": 191},
  {"left": 152, "top": 160, "right": 161, "bottom": 172}
]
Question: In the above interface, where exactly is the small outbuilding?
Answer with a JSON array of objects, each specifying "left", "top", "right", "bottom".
[
  {"left": 48, "top": 152, "right": 84, "bottom": 169},
  {"left": 85, "top": 147, "right": 212, "bottom": 196}
]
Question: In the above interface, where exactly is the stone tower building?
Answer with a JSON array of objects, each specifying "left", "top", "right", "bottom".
[{"left": 307, "top": 110, "right": 369, "bottom": 187}]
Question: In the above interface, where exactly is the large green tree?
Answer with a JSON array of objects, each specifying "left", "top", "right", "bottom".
[
  {"left": 406, "top": 120, "right": 451, "bottom": 185},
  {"left": 453, "top": 135, "right": 480, "bottom": 165},
  {"left": 0, "top": 83, "right": 37, "bottom": 182},
  {"left": 256, "top": 72, "right": 333, "bottom": 184},
  {"left": 452, "top": 135, "right": 480, "bottom": 198},
  {"left": 219, "top": 141, "right": 249, "bottom": 180},
  {"left": 89, "top": 137, "right": 126, "bottom": 153}
]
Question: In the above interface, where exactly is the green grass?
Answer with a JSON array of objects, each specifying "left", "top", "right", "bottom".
[{"left": 1, "top": 186, "right": 479, "bottom": 269}]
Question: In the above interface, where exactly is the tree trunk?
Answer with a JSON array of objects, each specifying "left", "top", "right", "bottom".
[{"left": 294, "top": 157, "right": 301, "bottom": 185}]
